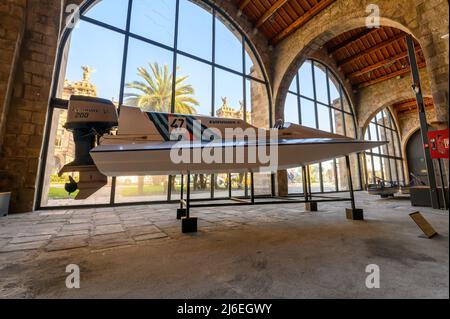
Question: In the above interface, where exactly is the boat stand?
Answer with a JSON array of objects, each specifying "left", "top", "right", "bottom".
[{"left": 177, "top": 156, "right": 364, "bottom": 233}]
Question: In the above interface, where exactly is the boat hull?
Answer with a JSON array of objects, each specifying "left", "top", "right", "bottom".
[{"left": 90, "top": 138, "right": 384, "bottom": 176}]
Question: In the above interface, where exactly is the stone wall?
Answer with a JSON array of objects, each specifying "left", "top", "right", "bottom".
[
  {"left": 0, "top": 0, "right": 61, "bottom": 213},
  {"left": 272, "top": 0, "right": 449, "bottom": 133},
  {"left": 0, "top": 0, "right": 26, "bottom": 153}
]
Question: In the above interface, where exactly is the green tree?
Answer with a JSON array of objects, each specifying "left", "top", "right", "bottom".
[{"left": 125, "top": 62, "right": 199, "bottom": 114}]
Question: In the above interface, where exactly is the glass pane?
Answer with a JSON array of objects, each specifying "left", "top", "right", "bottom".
[
  {"left": 322, "top": 160, "right": 336, "bottom": 192},
  {"left": 386, "top": 130, "right": 396, "bottom": 157},
  {"left": 350, "top": 154, "right": 361, "bottom": 190},
  {"left": 215, "top": 14, "right": 243, "bottom": 72},
  {"left": 314, "top": 63, "right": 329, "bottom": 104},
  {"left": 84, "top": 0, "right": 129, "bottom": 30},
  {"left": 176, "top": 54, "right": 211, "bottom": 115},
  {"left": 309, "top": 164, "right": 321, "bottom": 193},
  {"left": 245, "top": 41, "right": 263, "bottom": 80},
  {"left": 300, "top": 98, "right": 316, "bottom": 128},
  {"left": 130, "top": 0, "right": 176, "bottom": 47},
  {"left": 253, "top": 173, "right": 272, "bottom": 196},
  {"left": 345, "top": 114, "right": 356, "bottom": 138},
  {"left": 397, "top": 160, "right": 404, "bottom": 183},
  {"left": 394, "top": 136, "right": 402, "bottom": 158},
  {"left": 178, "top": 0, "right": 212, "bottom": 61},
  {"left": 336, "top": 157, "right": 349, "bottom": 191},
  {"left": 299, "top": 61, "right": 314, "bottom": 99},
  {"left": 374, "top": 156, "right": 383, "bottom": 179},
  {"left": 191, "top": 174, "right": 212, "bottom": 199},
  {"left": 383, "top": 158, "right": 391, "bottom": 181},
  {"left": 285, "top": 93, "right": 299, "bottom": 125},
  {"left": 214, "top": 174, "right": 229, "bottom": 198},
  {"left": 230, "top": 173, "right": 247, "bottom": 197},
  {"left": 289, "top": 75, "right": 297, "bottom": 93},
  {"left": 288, "top": 167, "right": 303, "bottom": 194},
  {"left": 342, "top": 93, "right": 352, "bottom": 113},
  {"left": 318, "top": 104, "right": 331, "bottom": 132},
  {"left": 215, "top": 69, "right": 243, "bottom": 119},
  {"left": 115, "top": 176, "right": 168, "bottom": 203},
  {"left": 378, "top": 126, "right": 386, "bottom": 155},
  {"left": 366, "top": 155, "right": 374, "bottom": 184},
  {"left": 390, "top": 159, "right": 398, "bottom": 182},
  {"left": 41, "top": 109, "right": 112, "bottom": 207},
  {"left": 62, "top": 21, "right": 124, "bottom": 101},
  {"left": 328, "top": 73, "right": 341, "bottom": 107},
  {"left": 246, "top": 79, "right": 270, "bottom": 128},
  {"left": 124, "top": 38, "right": 174, "bottom": 112},
  {"left": 333, "top": 110, "right": 345, "bottom": 136}
]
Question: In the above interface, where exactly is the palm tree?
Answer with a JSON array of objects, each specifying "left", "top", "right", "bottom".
[{"left": 125, "top": 62, "right": 199, "bottom": 114}]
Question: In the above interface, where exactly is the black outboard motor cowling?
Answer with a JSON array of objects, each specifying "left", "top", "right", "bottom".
[{"left": 63, "top": 95, "right": 118, "bottom": 167}]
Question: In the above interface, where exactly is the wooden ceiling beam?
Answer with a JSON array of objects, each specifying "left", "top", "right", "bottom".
[
  {"left": 357, "top": 62, "right": 426, "bottom": 89},
  {"left": 238, "top": 0, "right": 252, "bottom": 11},
  {"left": 337, "top": 33, "right": 406, "bottom": 67},
  {"left": 328, "top": 28, "right": 380, "bottom": 55},
  {"left": 271, "top": 0, "right": 336, "bottom": 44},
  {"left": 349, "top": 47, "right": 421, "bottom": 78},
  {"left": 395, "top": 99, "right": 434, "bottom": 110},
  {"left": 255, "top": 0, "right": 289, "bottom": 28}
]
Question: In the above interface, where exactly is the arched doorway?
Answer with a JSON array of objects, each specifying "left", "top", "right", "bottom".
[{"left": 406, "top": 130, "right": 428, "bottom": 185}]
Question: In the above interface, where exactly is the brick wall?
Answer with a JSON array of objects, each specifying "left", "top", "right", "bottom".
[
  {"left": 272, "top": 0, "right": 449, "bottom": 136},
  {"left": 0, "top": 0, "right": 61, "bottom": 213},
  {"left": 0, "top": 0, "right": 26, "bottom": 153}
]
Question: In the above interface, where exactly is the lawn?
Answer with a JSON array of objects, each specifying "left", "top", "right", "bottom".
[{"left": 49, "top": 186, "right": 78, "bottom": 199}]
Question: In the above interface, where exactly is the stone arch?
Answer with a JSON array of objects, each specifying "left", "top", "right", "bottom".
[{"left": 272, "top": 15, "right": 421, "bottom": 122}]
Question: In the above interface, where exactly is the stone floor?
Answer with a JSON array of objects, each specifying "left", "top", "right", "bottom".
[{"left": 0, "top": 192, "right": 448, "bottom": 298}]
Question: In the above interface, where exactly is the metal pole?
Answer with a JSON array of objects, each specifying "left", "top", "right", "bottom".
[
  {"left": 186, "top": 173, "right": 191, "bottom": 218},
  {"left": 228, "top": 173, "right": 232, "bottom": 198},
  {"left": 346, "top": 156, "right": 356, "bottom": 210},
  {"left": 167, "top": 175, "right": 172, "bottom": 202},
  {"left": 180, "top": 174, "right": 184, "bottom": 210},
  {"left": 405, "top": 34, "right": 440, "bottom": 209},
  {"left": 302, "top": 166, "right": 308, "bottom": 199},
  {"left": 437, "top": 159, "right": 448, "bottom": 210},
  {"left": 251, "top": 172, "right": 255, "bottom": 204},
  {"left": 307, "top": 165, "right": 312, "bottom": 201}
]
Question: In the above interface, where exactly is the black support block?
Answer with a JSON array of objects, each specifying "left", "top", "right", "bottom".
[
  {"left": 177, "top": 208, "right": 187, "bottom": 220},
  {"left": 305, "top": 202, "right": 318, "bottom": 212},
  {"left": 182, "top": 217, "right": 198, "bottom": 233},
  {"left": 346, "top": 208, "right": 364, "bottom": 220}
]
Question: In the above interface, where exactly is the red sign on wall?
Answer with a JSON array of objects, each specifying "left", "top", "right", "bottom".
[{"left": 428, "top": 129, "right": 449, "bottom": 159}]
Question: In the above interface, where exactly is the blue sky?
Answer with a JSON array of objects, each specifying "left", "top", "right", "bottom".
[
  {"left": 64, "top": 0, "right": 258, "bottom": 116},
  {"left": 64, "top": 0, "right": 336, "bottom": 130}
]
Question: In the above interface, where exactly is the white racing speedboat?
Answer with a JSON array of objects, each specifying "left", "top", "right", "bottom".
[{"left": 59, "top": 96, "right": 385, "bottom": 199}]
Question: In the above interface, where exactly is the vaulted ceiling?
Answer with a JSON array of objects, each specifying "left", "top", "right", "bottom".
[
  {"left": 325, "top": 26, "right": 426, "bottom": 89},
  {"left": 234, "top": 0, "right": 335, "bottom": 44},
  {"left": 233, "top": 2, "right": 427, "bottom": 90}
]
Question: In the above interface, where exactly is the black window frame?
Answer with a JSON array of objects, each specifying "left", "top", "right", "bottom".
[{"left": 36, "top": 0, "right": 273, "bottom": 210}]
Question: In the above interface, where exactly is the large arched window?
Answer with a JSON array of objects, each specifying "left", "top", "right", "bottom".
[
  {"left": 364, "top": 109, "right": 405, "bottom": 185},
  {"left": 38, "top": 0, "right": 271, "bottom": 208},
  {"left": 284, "top": 59, "right": 361, "bottom": 194}
]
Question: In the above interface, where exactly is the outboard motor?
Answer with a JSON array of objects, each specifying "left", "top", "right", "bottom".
[
  {"left": 63, "top": 95, "right": 118, "bottom": 167},
  {"left": 59, "top": 96, "right": 118, "bottom": 199}
]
